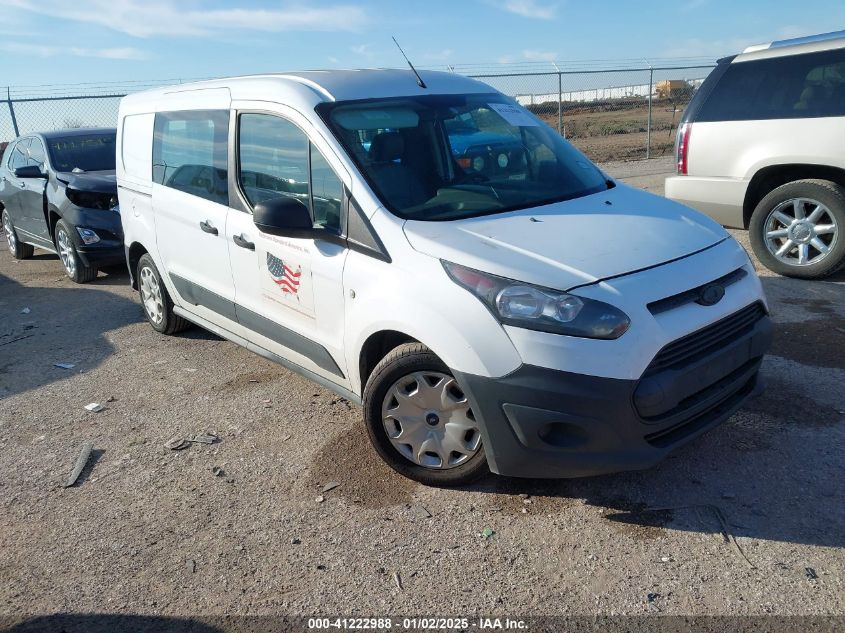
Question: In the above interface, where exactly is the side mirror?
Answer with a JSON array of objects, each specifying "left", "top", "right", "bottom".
[
  {"left": 14, "top": 165, "right": 46, "bottom": 179},
  {"left": 253, "top": 196, "right": 314, "bottom": 238}
]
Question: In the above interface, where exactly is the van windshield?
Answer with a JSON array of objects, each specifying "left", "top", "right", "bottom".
[{"left": 317, "top": 94, "right": 610, "bottom": 221}]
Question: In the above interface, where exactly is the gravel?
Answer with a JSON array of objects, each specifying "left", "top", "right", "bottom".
[{"left": 0, "top": 161, "right": 843, "bottom": 622}]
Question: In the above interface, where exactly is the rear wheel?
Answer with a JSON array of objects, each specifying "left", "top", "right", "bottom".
[
  {"left": 749, "top": 179, "right": 845, "bottom": 279},
  {"left": 3, "top": 209, "right": 34, "bottom": 259},
  {"left": 55, "top": 219, "right": 97, "bottom": 283},
  {"left": 362, "top": 342, "right": 489, "bottom": 487},
  {"left": 137, "top": 253, "right": 191, "bottom": 335}
]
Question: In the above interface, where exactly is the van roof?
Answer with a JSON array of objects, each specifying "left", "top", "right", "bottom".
[
  {"left": 736, "top": 30, "right": 845, "bottom": 62},
  {"left": 119, "top": 69, "right": 494, "bottom": 114}
]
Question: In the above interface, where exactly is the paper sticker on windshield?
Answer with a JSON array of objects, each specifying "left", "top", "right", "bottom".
[{"left": 487, "top": 103, "right": 539, "bottom": 127}]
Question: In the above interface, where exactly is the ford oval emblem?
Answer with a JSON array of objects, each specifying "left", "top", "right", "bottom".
[{"left": 697, "top": 283, "right": 725, "bottom": 306}]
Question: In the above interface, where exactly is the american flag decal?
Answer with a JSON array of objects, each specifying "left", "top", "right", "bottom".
[{"left": 266, "top": 253, "right": 302, "bottom": 296}]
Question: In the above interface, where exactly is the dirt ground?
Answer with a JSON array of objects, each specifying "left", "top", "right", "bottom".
[
  {"left": 534, "top": 99, "right": 688, "bottom": 162},
  {"left": 1, "top": 161, "right": 844, "bottom": 630}
]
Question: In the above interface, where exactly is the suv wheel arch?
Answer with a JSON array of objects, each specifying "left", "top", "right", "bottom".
[{"left": 744, "top": 164, "right": 845, "bottom": 228}]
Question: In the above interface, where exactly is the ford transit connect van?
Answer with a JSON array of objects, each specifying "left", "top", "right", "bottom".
[
  {"left": 117, "top": 70, "right": 771, "bottom": 486},
  {"left": 666, "top": 30, "right": 845, "bottom": 279}
]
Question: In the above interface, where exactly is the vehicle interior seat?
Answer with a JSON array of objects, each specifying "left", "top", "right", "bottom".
[{"left": 367, "top": 131, "right": 430, "bottom": 209}]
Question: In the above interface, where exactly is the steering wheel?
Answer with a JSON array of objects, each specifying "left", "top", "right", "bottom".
[{"left": 458, "top": 171, "right": 490, "bottom": 184}]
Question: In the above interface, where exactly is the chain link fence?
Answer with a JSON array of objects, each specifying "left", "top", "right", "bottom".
[{"left": 1, "top": 64, "right": 714, "bottom": 163}]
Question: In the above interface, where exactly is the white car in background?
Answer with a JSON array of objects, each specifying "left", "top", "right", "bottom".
[
  {"left": 117, "top": 70, "right": 770, "bottom": 486},
  {"left": 666, "top": 30, "right": 845, "bottom": 279}
]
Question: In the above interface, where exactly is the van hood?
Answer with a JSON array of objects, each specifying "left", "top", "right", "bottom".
[
  {"left": 55, "top": 170, "right": 117, "bottom": 194},
  {"left": 403, "top": 183, "right": 728, "bottom": 290}
]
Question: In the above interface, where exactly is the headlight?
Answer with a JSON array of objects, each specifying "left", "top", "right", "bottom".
[
  {"left": 76, "top": 227, "right": 101, "bottom": 245},
  {"left": 443, "top": 261, "right": 630, "bottom": 339},
  {"left": 65, "top": 188, "right": 119, "bottom": 211}
]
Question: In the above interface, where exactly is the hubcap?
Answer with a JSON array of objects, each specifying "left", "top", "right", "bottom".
[
  {"left": 3, "top": 211, "right": 15, "bottom": 254},
  {"left": 764, "top": 198, "right": 838, "bottom": 267},
  {"left": 57, "top": 227, "right": 76, "bottom": 276},
  {"left": 381, "top": 371, "right": 481, "bottom": 470},
  {"left": 139, "top": 265, "right": 164, "bottom": 325}
]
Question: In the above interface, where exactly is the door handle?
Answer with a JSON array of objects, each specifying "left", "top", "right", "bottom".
[
  {"left": 199, "top": 220, "right": 218, "bottom": 235},
  {"left": 233, "top": 233, "right": 255, "bottom": 251}
]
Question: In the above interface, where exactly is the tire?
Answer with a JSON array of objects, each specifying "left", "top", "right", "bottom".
[
  {"left": 2, "top": 209, "right": 34, "bottom": 259},
  {"left": 54, "top": 219, "right": 98, "bottom": 283},
  {"left": 362, "top": 342, "right": 489, "bottom": 487},
  {"left": 749, "top": 179, "right": 845, "bottom": 279},
  {"left": 136, "top": 253, "right": 191, "bottom": 335}
]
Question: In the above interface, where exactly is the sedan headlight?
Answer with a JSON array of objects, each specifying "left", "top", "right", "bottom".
[
  {"left": 65, "top": 188, "right": 119, "bottom": 211},
  {"left": 443, "top": 261, "right": 630, "bottom": 339}
]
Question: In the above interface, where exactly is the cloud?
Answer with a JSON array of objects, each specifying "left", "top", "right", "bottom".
[
  {"left": 424, "top": 49, "right": 454, "bottom": 61},
  {"left": 662, "top": 26, "right": 821, "bottom": 59},
  {"left": 350, "top": 43, "right": 376, "bottom": 60},
  {"left": 6, "top": 0, "right": 369, "bottom": 37},
  {"left": 492, "top": 0, "right": 558, "bottom": 19},
  {"left": 1, "top": 41, "right": 148, "bottom": 59},
  {"left": 498, "top": 49, "right": 558, "bottom": 64}
]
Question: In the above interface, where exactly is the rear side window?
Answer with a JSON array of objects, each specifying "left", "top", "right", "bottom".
[
  {"left": 122, "top": 113, "right": 154, "bottom": 181},
  {"left": 153, "top": 110, "right": 229, "bottom": 205},
  {"left": 698, "top": 48, "right": 845, "bottom": 122}
]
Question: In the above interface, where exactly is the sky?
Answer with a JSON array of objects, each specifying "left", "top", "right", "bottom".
[{"left": 0, "top": 0, "right": 844, "bottom": 89}]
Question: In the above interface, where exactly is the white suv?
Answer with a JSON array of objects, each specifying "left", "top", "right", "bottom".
[
  {"left": 117, "top": 70, "right": 770, "bottom": 486},
  {"left": 666, "top": 30, "right": 845, "bottom": 279}
]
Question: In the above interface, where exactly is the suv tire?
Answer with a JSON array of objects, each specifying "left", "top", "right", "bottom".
[
  {"left": 362, "top": 342, "right": 489, "bottom": 487},
  {"left": 55, "top": 219, "right": 98, "bottom": 283},
  {"left": 3, "top": 209, "right": 34, "bottom": 260},
  {"left": 749, "top": 179, "right": 845, "bottom": 279},
  {"left": 137, "top": 253, "right": 191, "bottom": 335}
]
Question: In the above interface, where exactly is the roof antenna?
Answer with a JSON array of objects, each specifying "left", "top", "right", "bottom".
[{"left": 392, "top": 36, "right": 427, "bottom": 89}]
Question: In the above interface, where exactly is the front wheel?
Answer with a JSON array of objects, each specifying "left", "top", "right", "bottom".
[
  {"left": 3, "top": 209, "right": 34, "bottom": 259},
  {"left": 55, "top": 219, "right": 98, "bottom": 283},
  {"left": 362, "top": 343, "right": 489, "bottom": 487},
  {"left": 749, "top": 179, "right": 845, "bottom": 279}
]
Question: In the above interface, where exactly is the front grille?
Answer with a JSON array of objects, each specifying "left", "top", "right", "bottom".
[
  {"left": 644, "top": 302, "right": 766, "bottom": 376},
  {"left": 644, "top": 372, "right": 758, "bottom": 448},
  {"left": 647, "top": 267, "right": 747, "bottom": 315}
]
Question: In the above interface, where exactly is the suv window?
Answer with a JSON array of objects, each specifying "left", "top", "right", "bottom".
[
  {"left": 153, "top": 110, "right": 229, "bottom": 205},
  {"left": 237, "top": 113, "right": 343, "bottom": 233},
  {"left": 9, "top": 140, "right": 30, "bottom": 171},
  {"left": 698, "top": 48, "right": 845, "bottom": 122},
  {"left": 28, "top": 138, "right": 46, "bottom": 169}
]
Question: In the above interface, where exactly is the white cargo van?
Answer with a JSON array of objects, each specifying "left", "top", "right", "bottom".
[{"left": 117, "top": 70, "right": 771, "bottom": 486}]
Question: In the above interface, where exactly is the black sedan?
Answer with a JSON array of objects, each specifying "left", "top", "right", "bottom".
[{"left": 0, "top": 128, "right": 123, "bottom": 283}]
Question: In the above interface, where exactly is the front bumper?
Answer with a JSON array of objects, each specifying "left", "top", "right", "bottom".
[
  {"left": 63, "top": 206, "right": 125, "bottom": 268},
  {"left": 456, "top": 306, "right": 772, "bottom": 479}
]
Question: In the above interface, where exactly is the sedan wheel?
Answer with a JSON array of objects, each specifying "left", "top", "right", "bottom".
[
  {"left": 4, "top": 210, "right": 16, "bottom": 254},
  {"left": 56, "top": 225, "right": 77, "bottom": 277}
]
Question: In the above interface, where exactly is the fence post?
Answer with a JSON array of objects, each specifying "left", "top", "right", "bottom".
[
  {"left": 557, "top": 71, "right": 563, "bottom": 137},
  {"left": 6, "top": 87, "right": 19, "bottom": 137},
  {"left": 646, "top": 66, "right": 653, "bottom": 159}
]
